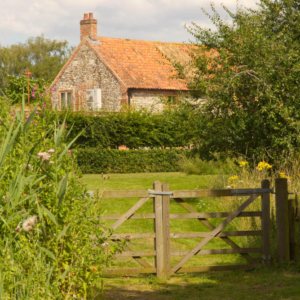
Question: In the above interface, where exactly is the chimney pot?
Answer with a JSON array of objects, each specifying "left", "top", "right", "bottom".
[{"left": 80, "top": 13, "right": 97, "bottom": 41}]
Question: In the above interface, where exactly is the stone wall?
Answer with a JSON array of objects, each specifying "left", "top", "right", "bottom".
[
  {"left": 51, "top": 44, "right": 122, "bottom": 112},
  {"left": 130, "top": 89, "right": 185, "bottom": 112}
]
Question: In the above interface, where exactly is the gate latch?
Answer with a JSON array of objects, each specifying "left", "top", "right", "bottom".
[{"left": 147, "top": 189, "right": 173, "bottom": 196}]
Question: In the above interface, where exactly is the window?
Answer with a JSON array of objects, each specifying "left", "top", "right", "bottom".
[
  {"left": 61, "top": 92, "right": 72, "bottom": 109},
  {"left": 86, "top": 89, "right": 102, "bottom": 111}
]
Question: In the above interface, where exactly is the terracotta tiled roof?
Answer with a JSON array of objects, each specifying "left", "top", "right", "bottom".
[{"left": 92, "top": 37, "right": 190, "bottom": 90}]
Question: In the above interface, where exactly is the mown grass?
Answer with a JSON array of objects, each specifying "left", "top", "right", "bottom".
[{"left": 83, "top": 172, "right": 300, "bottom": 300}]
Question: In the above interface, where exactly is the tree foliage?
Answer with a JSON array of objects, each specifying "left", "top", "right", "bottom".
[
  {"left": 177, "top": 0, "right": 300, "bottom": 161},
  {"left": 0, "top": 35, "right": 74, "bottom": 89}
]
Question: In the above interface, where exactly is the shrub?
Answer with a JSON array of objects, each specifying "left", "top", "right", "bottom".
[
  {"left": 76, "top": 148, "right": 190, "bottom": 173},
  {"left": 178, "top": 154, "right": 239, "bottom": 175},
  {"left": 61, "top": 107, "right": 197, "bottom": 149},
  {"left": 0, "top": 98, "right": 125, "bottom": 299}
]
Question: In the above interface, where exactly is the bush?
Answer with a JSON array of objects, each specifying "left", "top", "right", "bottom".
[
  {"left": 178, "top": 154, "right": 239, "bottom": 175},
  {"left": 0, "top": 98, "right": 125, "bottom": 299},
  {"left": 76, "top": 148, "right": 190, "bottom": 173},
  {"left": 61, "top": 107, "right": 197, "bottom": 149}
]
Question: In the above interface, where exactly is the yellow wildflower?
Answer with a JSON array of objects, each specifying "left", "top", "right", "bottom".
[
  {"left": 238, "top": 161, "right": 249, "bottom": 168},
  {"left": 228, "top": 175, "right": 239, "bottom": 183},
  {"left": 257, "top": 162, "right": 272, "bottom": 171}
]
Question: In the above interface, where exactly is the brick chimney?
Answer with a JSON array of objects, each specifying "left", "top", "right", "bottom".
[{"left": 80, "top": 13, "right": 97, "bottom": 41}]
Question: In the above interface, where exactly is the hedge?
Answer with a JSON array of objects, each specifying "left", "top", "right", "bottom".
[
  {"left": 76, "top": 149, "right": 191, "bottom": 173},
  {"left": 61, "top": 108, "right": 197, "bottom": 149}
]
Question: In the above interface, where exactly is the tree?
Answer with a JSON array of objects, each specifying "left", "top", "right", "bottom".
[
  {"left": 176, "top": 0, "right": 300, "bottom": 161},
  {"left": 0, "top": 35, "right": 74, "bottom": 89}
]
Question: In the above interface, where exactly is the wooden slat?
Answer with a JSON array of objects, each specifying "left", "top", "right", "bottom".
[
  {"left": 102, "top": 188, "right": 271, "bottom": 199},
  {"left": 103, "top": 212, "right": 262, "bottom": 220},
  {"left": 261, "top": 180, "right": 271, "bottom": 267},
  {"left": 176, "top": 264, "right": 260, "bottom": 273},
  {"left": 111, "top": 233, "right": 156, "bottom": 239},
  {"left": 116, "top": 250, "right": 156, "bottom": 257},
  {"left": 171, "top": 194, "right": 259, "bottom": 274},
  {"left": 172, "top": 189, "right": 270, "bottom": 198},
  {"left": 275, "top": 178, "right": 290, "bottom": 262},
  {"left": 162, "top": 182, "right": 171, "bottom": 278},
  {"left": 110, "top": 230, "right": 262, "bottom": 240},
  {"left": 104, "top": 197, "right": 150, "bottom": 234},
  {"left": 170, "top": 248, "right": 262, "bottom": 256},
  {"left": 103, "top": 190, "right": 148, "bottom": 198},
  {"left": 103, "top": 213, "right": 155, "bottom": 220},
  {"left": 153, "top": 181, "right": 164, "bottom": 278},
  {"left": 103, "top": 268, "right": 156, "bottom": 275},
  {"left": 174, "top": 198, "right": 258, "bottom": 265},
  {"left": 170, "top": 231, "right": 262, "bottom": 239},
  {"left": 116, "top": 248, "right": 262, "bottom": 257},
  {"left": 169, "top": 212, "right": 262, "bottom": 219}
]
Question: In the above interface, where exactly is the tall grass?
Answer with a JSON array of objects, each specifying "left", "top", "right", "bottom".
[{"left": 0, "top": 97, "right": 125, "bottom": 299}]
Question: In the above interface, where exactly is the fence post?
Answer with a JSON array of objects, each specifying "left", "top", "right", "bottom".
[
  {"left": 275, "top": 178, "right": 290, "bottom": 263},
  {"left": 153, "top": 181, "right": 164, "bottom": 278},
  {"left": 261, "top": 179, "right": 271, "bottom": 267},
  {"left": 162, "top": 182, "right": 171, "bottom": 278},
  {"left": 288, "top": 198, "right": 297, "bottom": 261}
]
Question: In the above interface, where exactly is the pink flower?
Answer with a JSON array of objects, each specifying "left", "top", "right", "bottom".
[
  {"left": 37, "top": 152, "right": 51, "bottom": 161},
  {"left": 31, "top": 94, "right": 35, "bottom": 98},
  {"left": 25, "top": 115, "right": 29, "bottom": 119},
  {"left": 35, "top": 111, "right": 39, "bottom": 114},
  {"left": 32, "top": 87, "right": 36, "bottom": 92},
  {"left": 68, "top": 150, "right": 71, "bottom": 153},
  {"left": 48, "top": 149, "right": 55, "bottom": 153},
  {"left": 51, "top": 87, "right": 56, "bottom": 91},
  {"left": 31, "top": 121, "right": 33, "bottom": 123},
  {"left": 49, "top": 161, "right": 54, "bottom": 164},
  {"left": 34, "top": 123, "right": 37, "bottom": 126},
  {"left": 40, "top": 93, "right": 44, "bottom": 97}
]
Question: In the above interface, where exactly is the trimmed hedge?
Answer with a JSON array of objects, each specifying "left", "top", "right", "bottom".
[
  {"left": 61, "top": 108, "right": 197, "bottom": 149},
  {"left": 76, "top": 149, "right": 191, "bottom": 173}
]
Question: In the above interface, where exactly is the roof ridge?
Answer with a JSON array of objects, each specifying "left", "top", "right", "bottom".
[{"left": 96, "top": 36, "right": 188, "bottom": 46}]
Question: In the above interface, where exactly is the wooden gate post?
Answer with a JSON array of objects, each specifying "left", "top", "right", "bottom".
[
  {"left": 162, "top": 182, "right": 171, "bottom": 278},
  {"left": 153, "top": 181, "right": 164, "bottom": 278},
  {"left": 261, "top": 180, "right": 271, "bottom": 267},
  {"left": 288, "top": 197, "right": 297, "bottom": 261},
  {"left": 275, "top": 178, "right": 290, "bottom": 263}
]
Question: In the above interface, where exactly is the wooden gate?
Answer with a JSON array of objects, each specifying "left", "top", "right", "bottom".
[{"left": 102, "top": 180, "right": 273, "bottom": 278}]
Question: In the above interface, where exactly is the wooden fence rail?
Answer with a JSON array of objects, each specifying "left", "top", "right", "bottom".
[{"left": 101, "top": 178, "right": 294, "bottom": 278}]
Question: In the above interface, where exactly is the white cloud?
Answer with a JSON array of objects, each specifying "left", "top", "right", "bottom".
[{"left": 0, "top": 0, "right": 259, "bottom": 46}]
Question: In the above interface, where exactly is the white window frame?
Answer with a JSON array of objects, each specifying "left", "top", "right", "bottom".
[
  {"left": 86, "top": 89, "right": 102, "bottom": 111},
  {"left": 60, "top": 91, "right": 73, "bottom": 110}
]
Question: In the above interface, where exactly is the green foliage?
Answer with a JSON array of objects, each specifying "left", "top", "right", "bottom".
[
  {"left": 174, "top": 0, "right": 300, "bottom": 161},
  {"left": 0, "top": 34, "right": 74, "bottom": 89},
  {"left": 0, "top": 98, "right": 125, "bottom": 299},
  {"left": 4, "top": 75, "right": 51, "bottom": 104},
  {"left": 76, "top": 148, "right": 190, "bottom": 173},
  {"left": 178, "top": 154, "right": 239, "bottom": 175},
  {"left": 63, "top": 107, "right": 196, "bottom": 149}
]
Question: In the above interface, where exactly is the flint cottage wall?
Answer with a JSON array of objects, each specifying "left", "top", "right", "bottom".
[{"left": 51, "top": 44, "right": 122, "bottom": 111}]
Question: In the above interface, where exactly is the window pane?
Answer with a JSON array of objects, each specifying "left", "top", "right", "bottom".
[
  {"left": 67, "top": 92, "right": 72, "bottom": 108},
  {"left": 61, "top": 93, "right": 66, "bottom": 107}
]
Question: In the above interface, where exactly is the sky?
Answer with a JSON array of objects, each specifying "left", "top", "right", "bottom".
[{"left": 0, "top": 0, "right": 259, "bottom": 47}]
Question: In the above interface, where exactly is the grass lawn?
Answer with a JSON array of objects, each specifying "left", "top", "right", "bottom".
[{"left": 83, "top": 173, "right": 300, "bottom": 300}]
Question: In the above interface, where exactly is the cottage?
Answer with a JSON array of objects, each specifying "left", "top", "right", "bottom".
[{"left": 50, "top": 13, "right": 191, "bottom": 112}]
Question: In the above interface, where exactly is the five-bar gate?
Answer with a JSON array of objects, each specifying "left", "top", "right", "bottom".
[{"left": 102, "top": 179, "right": 276, "bottom": 278}]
